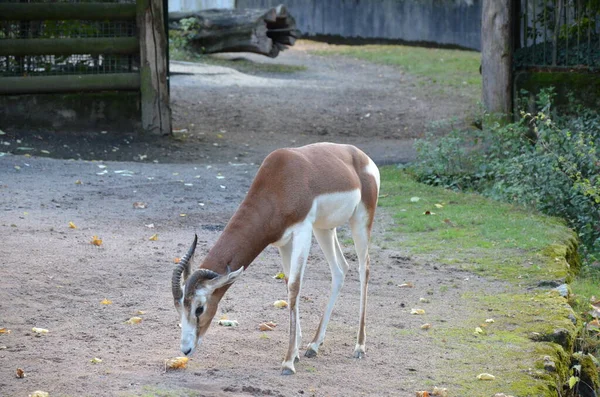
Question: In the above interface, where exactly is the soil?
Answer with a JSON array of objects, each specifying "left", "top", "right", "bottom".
[{"left": 0, "top": 43, "right": 501, "bottom": 397}]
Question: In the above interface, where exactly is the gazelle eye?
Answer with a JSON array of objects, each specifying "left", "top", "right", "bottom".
[{"left": 195, "top": 306, "right": 204, "bottom": 317}]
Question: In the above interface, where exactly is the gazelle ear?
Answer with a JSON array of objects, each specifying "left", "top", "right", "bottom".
[{"left": 205, "top": 267, "right": 244, "bottom": 291}]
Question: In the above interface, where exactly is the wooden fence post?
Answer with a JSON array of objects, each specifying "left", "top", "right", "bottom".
[
  {"left": 137, "top": 0, "right": 171, "bottom": 135},
  {"left": 481, "top": 0, "right": 513, "bottom": 117}
]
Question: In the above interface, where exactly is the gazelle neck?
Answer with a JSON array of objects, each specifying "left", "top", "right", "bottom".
[{"left": 200, "top": 197, "right": 280, "bottom": 274}]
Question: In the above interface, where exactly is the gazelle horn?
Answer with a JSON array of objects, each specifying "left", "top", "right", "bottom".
[{"left": 171, "top": 234, "right": 198, "bottom": 301}]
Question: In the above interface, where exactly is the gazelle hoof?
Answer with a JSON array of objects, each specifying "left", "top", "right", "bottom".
[
  {"left": 353, "top": 350, "right": 365, "bottom": 359},
  {"left": 281, "top": 367, "right": 296, "bottom": 375},
  {"left": 304, "top": 348, "right": 318, "bottom": 358}
]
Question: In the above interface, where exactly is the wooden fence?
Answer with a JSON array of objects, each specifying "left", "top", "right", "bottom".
[{"left": 0, "top": 0, "right": 170, "bottom": 134}]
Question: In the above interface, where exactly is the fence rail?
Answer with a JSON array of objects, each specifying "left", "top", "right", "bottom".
[{"left": 0, "top": 4, "right": 137, "bottom": 21}]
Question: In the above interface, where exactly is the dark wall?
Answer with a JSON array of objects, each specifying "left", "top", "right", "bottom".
[{"left": 237, "top": 0, "right": 482, "bottom": 50}]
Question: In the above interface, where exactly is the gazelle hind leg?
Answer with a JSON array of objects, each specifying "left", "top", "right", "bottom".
[
  {"left": 350, "top": 207, "right": 372, "bottom": 359},
  {"left": 305, "top": 228, "right": 349, "bottom": 358},
  {"left": 280, "top": 224, "right": 312, "bottom": 375}
]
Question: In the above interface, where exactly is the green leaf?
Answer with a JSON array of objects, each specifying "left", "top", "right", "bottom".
[{"left": 568, "top": 376, "right": 579, "bottom": 389}]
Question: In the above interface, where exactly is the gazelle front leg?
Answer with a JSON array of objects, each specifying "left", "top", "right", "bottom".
[{"left": 280, "top": 225, "right": 312, "bottom": 375}]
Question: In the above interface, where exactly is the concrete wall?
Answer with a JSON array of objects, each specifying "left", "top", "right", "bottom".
[
  {"left": 168, "top": 0, "right": 234, "bottom": 12},
  {"left": 236, "top": 0, "right": 482, "bottom": 50}
]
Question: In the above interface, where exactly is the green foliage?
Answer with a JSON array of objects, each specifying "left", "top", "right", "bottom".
[{"left": 412, "top": 88, "right": 600, "bottom": 262}]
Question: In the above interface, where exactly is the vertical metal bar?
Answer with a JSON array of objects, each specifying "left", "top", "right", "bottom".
[
  {"left": 524, "top": 0, "right": 529, "bottom": 65},
  {"left": 576, "top": 0, "right": 580, "bottom": 66},
  {"left": 532, "top": 0, "right": 536, "bottom": 64},
  {"left": 588, "top": 3, "right": 592, "bottom": 66},
  {"left": 553, "top": 0, "right": 561, "bottom": 66},
  {"left": 565, "top": 0, "right": 569, "bottom": 65},
  {"left": 544, "top": 0, "right": 547, "bottom": 65}
]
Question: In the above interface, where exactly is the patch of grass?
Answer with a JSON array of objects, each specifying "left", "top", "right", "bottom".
[
  {"left": 377, "top": 167, "right": 581, "bottom": 396},
  {"left": 308, "top": 42, "right": 480, "bottom": 98},
  {"left": 170, "top": 46, "right": 307, "bottom": 75},
  {"left": 378, "top": 167, "right": 576, "bottom": 284}
]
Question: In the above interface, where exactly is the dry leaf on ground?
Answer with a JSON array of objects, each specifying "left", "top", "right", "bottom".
[
  {"left": 420, "top": 323, "right": 432, "bottom": 330},
  {"left": 416, "top": 391, "right": 430, "bottom": 397},
  {"left": 477, "top": 373, "right": 496, "bottom": 380},
  {"left": 165, "top": 357, "right": 188, "bottom": 370},
  {"left": 174, "top": 257, "right": 181, "bottom": 264},
  {"left": 31, "top": 327, "right": 49, "bottom": 334},
  {"left": 68, "top": 221, "right": 77, "bottom": 229},
  {"left": 272, "top": 272, "right": 285, "bottom": 279},
  {"left": 398, "top": 282, "right": 414, "bottom": 288},
  {"left": 259, "top": 322, "right": 277, "bottom": 331},
  {"left": 125, "top": 317, "right": 142, "bottom": 325},
  {"left": 148, "top": 234, "right": 158, "bottom": 241},
  {"left": 432, "top": 387, "right": 448, "bottom": 397},
  {"left": 273, "top": 300, "right": 288, "bottom": 308},
  {"left": 100, "top": 299, "right": 112, "bottom": 305},
  {"left": 133, "top": 202, "right": 147, "bottom": 209},
  {"left": 16, "top": 368, "right": 25, "bottom": 378},
  {"left": 90, "top": 236, "right": 102, "bottom": 246},
  {"left": 411, "top": 308, "right": 426, "bottom": 315},
  {"left": 0, "top": 328, "right": 10, "bottom": 334},
  {"left": 90, "top": 357, "right": 102, "bottom": 364}
]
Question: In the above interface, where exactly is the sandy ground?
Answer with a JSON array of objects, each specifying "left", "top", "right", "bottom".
[{"left": 0, "top": 45, "right": 500, "bottom": 397}]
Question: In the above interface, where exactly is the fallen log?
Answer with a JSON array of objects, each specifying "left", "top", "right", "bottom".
[{"left": 169, "top": 5, "right": 299, "bottom": 58}]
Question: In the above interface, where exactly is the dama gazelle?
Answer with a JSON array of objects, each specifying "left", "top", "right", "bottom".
[{"left": 171, "top": 142, "right": 380, "bottom": 375}]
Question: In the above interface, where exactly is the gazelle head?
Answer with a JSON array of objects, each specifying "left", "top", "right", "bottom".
[{"left": 171, "top": 234, "right": 243, "bottom": 356}]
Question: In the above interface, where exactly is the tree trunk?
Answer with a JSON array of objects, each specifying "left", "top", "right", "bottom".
[
  {"left": 138, "top": 0, "right": 172, "bottom": 135},
  {"left": 481, "top": 0, "right": 513, "bottom": 117},
  {"left": 169, "top": 5, "right": 299, "bottom": 58}
]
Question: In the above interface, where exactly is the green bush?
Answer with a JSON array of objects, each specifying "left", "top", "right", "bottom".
[{"left": 412, "top": 88, "right": 600, "bottom": 261}]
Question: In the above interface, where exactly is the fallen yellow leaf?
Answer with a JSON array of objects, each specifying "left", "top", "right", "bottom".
[
  {"left": 69, "top": 221, "right": 77, "bottom": 229},
  {"left": 90, "top": 357, "right": 102, "bottom": 364},
  {"left": 420, "top": 323, "right": 432, "bottom": 330},
  {"left": 149, "top": 234, "right": 158, "bottom": 241},
  {"left": 16, "top": 368, "right": 25, "bottom": 378},
  {"left": 273, "top": 300, "right": 288, "bottom": 309},
  {"left": 100, "top": 299, "right": 112, "bottom": 305},
  {"left": 75, "top": 180, "right": 82, "bottom": 185},
  {"left": 411, "top": 308, "right": 426, "bottom": 315},
  {"left": 174, "top": 257, "right": 181, "bottom": 264},
  {"left": 90, "top": 236, "right": 103, "bottom": 246},
  {"left": 125, "top": 317, "right": 142, "bottom": 325},
  {"left": 477, "top": 373, "right": 496, "bottom": 380},
  {"left": 165, "top": 356, "right": 189, "bottom": 369},
  {"left": 398, "top": 282, "right": 414, "bottom": 288},
  {"left": 272, "top": 272, "right": 285, "bottom": 280},
  {"left": 434, "top": 203, "right": 444, "bottom": 208},
  {"left": 474, "top": 327, "right": 484, "bottom": 335},
  {"left": 0, "top": 328, "right": 10, "bottom": 334},
  {"left": 136, "top": 310, "right": 146, "bottom": 315},
  {"left": 31, "top": 327, "right": 49, "bottom": 334}
]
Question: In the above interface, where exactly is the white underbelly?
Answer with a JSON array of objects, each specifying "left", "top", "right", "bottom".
[
  {"left": 311, "top": 189, "right": 361, "bottom": 229},
  {"left": 272, "top": 189, "right": 361, "bottom": 247}
]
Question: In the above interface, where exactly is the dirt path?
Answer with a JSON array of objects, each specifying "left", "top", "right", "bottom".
[{"left": 0, "top": 46, "right": 494, "bottom": 397}]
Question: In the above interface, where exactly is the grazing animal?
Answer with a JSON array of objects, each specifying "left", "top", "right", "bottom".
[{"left": 171, "top": 142, "right": 380, "bottom": 375}]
